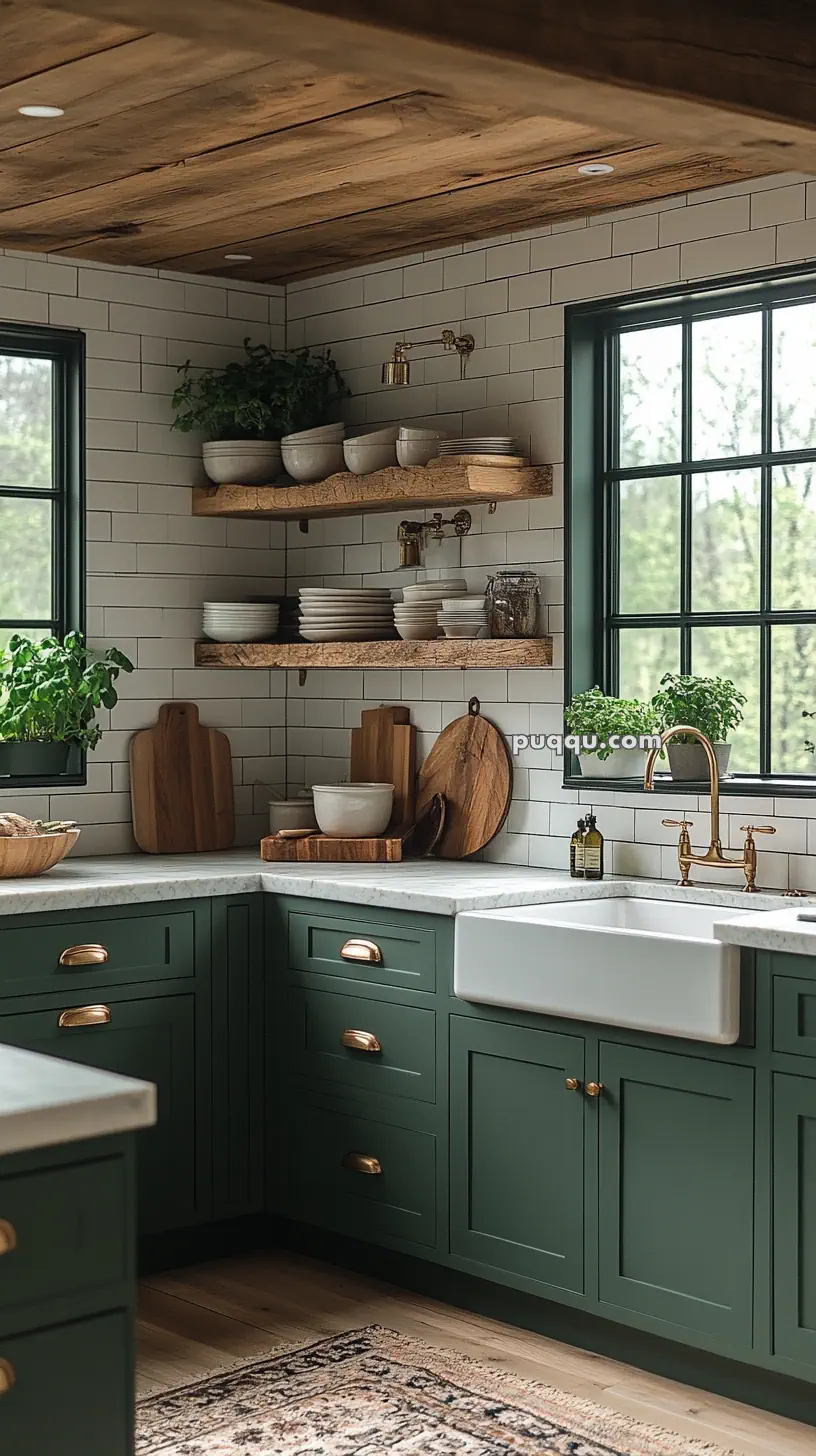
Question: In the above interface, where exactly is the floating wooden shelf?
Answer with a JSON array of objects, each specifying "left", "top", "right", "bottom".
[
  {"left": 195, "top": 638, "right": 553, "bottom": 670},
  {"left": 192, "top": 459, "right": 552, "bottom": 521}
]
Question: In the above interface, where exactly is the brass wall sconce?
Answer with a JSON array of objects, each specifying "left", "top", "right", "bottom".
[
  {"left": 398, "top": 509, "right": 472, "bottom": 567},
  {"left": 382, "top": 330, "right": 476, "bottom": 386}
]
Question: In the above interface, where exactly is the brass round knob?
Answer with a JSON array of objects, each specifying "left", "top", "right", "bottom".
[
  {"left": 0, "top": 1359, "right": 16, "bottom": 1396},
  {"left": 585, "top": 1082, "right": 604, "bottom": 1098},
  {"left": 565, "top": 1077, "right": 581, "bottom": 1091}
]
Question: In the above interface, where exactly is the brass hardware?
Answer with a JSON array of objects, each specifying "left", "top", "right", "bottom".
[
  {"left": 58, "top": 944, "right": 108, "bottom": 967},
  {"left": 298, "top": 668, "right": 308, "bottom": 687},
  {"left": 298, "top": 518, "right": 309, "bottom": 534},
  {"left": 340, "top": 938, "right": 383, "bottom": 965},
  {"left": 341, "top": 1152, "right": 382, "bottom": 1175},
  {"left": 646, "top": 728, "right": 775, "bottom": 892},
  {"left": 341, "top": 1028, "right": 382, "bottom": 1054},
  {"left": 398, "top": 521, "right": 423, "bottom": 569},
  {"left": 740, "top": 825, "right": 777, "bottom": 894},
  {"left": 0, "top": 1221, "right": 17, "bottom": 1256},
  {"left": 398, "top": 511, "right": 472, "bottom": 568},
  {"left": 488, "top": 501, "right": 497, "bottom": 515},
  {"left": 0, "top": 1359, "right": 15, "bottom": 1396},
  {"left": 585, "top": 1082, "right": 604, "bottom": 1098},
  {"left": 565, "top": 1077, "right": 581, "bottom": 1092},
  {"left": 382, "top": 330, "right": 476, "bottom": 386},
  {"left": 58, "top": 1004, "right": 111, "bottom": 1029}
]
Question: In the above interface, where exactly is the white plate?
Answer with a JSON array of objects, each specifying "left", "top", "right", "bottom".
[
  {"left": 299, "top": 590, "right": 392, "bottom": 601},
  {"left": 203, "top": 628, "right": 277, "bottom": 643},
  {"left": 300, "top": 628, "right": 397, "bottom": 642}
]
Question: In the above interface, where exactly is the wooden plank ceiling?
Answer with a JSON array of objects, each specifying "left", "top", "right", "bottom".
[{"left": 0, "top": 4, "right": 775, "bottom": 283}]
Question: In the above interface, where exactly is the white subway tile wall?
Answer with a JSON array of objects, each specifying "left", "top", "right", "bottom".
[
  {"left": 284, "top": 172, "right": 816, "bottom": 889},
  {"left": 0, "top": 251, "right": 287, "bottom": 854}
]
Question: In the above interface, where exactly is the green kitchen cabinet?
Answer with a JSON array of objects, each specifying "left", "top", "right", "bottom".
[
  {"left": 0, "top": 995, "right": 203, "bottom": 1235},
  {"left": 598, "top": 1042, "right": 755, "bottom": 1346},
  {"left": 449, "top": 1015, "right": 586, "bottom": 1293},
  {"left": 0, "top": 1311, "right": 131, "bottom": 1455},
  {"left": 211, "top": 895, "right": 264, "bottom": 1219},
  {"left": 773, "top": 1071, "right": 816, "bottom": 1370}
]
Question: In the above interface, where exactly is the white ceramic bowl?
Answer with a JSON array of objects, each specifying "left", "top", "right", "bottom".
[
  {"left": 396, "top": 623, "right": 441, "bottom": 640},
  {"left": 312, "top": 782, "right": 394, "bottom": 837},
  {"left": 398, "top": 425, "right": 445, "bottom": 440},
  {"left": 343, "top": 439, "right": 398, "bottom": 474},
  {"left": 202, "top": 440, "right": 282, "bottom": 486},
  {"left": 442, "top": 623, "right": 489, "bottom": 638},
  {"left": 269, "top": 798, "right": 318, "bottom": 834},
  {"left": 282, "top": 441, "right": 345, "bottom": 482},
  {"left": 349, "top": 426, "right": 399, "bottom": 443},
  {"left": 282, "top": 424, "right": 345, "bottom": 443},
  {"left": 442, "top": 596, "right": 485, "bottom": 612},
  {"left": 397, "top": 438, "right": 440, "bottom": 468}
]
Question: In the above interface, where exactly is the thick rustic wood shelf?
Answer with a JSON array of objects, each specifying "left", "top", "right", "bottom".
[
  {"left": 192, "top": 460, "right": 552, "bottom": 521},
  {"left": 195, "top": 639, "right": 553, "bottom": 670}
]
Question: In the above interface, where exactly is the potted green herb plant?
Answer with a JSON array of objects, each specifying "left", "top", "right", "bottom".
[
  {"left": 172, "top": 339, "right": 349, "bottom": 486},
  {"left": 565, "top": 687, "right": 659, "bottom": 779},
  {"left": 0, "top": 633, "right": 133, "bottom": 777},
  {"left": 650, "top": 672, "right": 746, "bottom": 780}
]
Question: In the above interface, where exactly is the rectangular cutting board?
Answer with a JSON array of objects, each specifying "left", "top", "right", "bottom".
[
  {"left": 260, "top": 834, "right": 402, "bottom": 863},
  {"left": 130, "top": 702, "right": 235, "bottom": 853}
]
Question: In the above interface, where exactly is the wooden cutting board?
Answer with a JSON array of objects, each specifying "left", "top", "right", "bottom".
[
  {"left": 130, "top": 702, "right": 235, "bottom": 854},
  {"left": 416, "top": 698, "right": 512, "bottom": 859},
  {"left": 349, "top": 705, "right": 416, "bottom": 830},
  {"left": 260, "top": 833, "right": 402, "bottom": 863}
]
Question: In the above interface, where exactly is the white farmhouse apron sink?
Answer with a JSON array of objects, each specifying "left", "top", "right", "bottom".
[{"left": 454, "top": 896, "right": 757, "bottom": 1044}]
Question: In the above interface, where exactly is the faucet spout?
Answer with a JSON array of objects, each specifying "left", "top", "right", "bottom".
[{"left": 643, "top": 724, "right": 722, "bottom": 851}]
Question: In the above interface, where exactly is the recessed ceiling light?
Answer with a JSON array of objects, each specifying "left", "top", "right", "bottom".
[
  {"left": 578, "top": 162, "right": 615, "bottom": 176},
  {"left": 224, "top": 252, "right": 253, "bottom": 262},
  {"left": 18, "top": 104, "right": 65, "bottom": 118}
]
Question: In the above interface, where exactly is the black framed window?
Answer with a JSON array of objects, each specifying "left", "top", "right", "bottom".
[
  {"left": 566, "top": 263, "right": 816, "bottom": 793},
  {"left": 0, "top": 323, "right": 85, "bottom": 785}
]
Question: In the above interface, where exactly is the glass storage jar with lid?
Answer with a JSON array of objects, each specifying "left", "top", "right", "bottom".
[{"left": 486, "top": 570, "right": 541, "bottom": 638}]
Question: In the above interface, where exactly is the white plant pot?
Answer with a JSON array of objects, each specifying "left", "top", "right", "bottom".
[
  {"left": 202, "top": 440, "right": 282, "bottom": 486},
  {"left": 576, "top": 747, "right": 649, "bottom": 780}
]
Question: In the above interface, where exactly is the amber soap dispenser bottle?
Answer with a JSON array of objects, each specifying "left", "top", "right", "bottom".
[
  {"left": 583, "top": 814, "right": 604, "bottom": 880},
  {"left": 569, "top": 818, "right": 586, "bottom": 878}
]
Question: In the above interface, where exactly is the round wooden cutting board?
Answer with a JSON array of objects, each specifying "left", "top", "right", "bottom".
[{"left": 416, "top": 699, "right": 512, "bottom": 859}]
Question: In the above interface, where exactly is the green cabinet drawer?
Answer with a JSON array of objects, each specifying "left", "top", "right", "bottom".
[
  {"left": 287, "top": 987, "right": 436, "bottom": 1103},
  {"left": 0, "top": 1312, "right": 130, "bottom": 1456},
  {"left": 773, "top": 976, "right": 816, "bottom": 1058},
  {"left": 0, "top": 906, "right": 197, "bottom": 998},
  {"left": 291, "top": 1101, "right": 436, "bottom": 1248},
  {"left": 0, "top": 995, "right": 201, "bottom": 1236},
  {"left": 0, "top": 1153, "right": 127, "bottom": 1318},
  {"left": 286, "top": 910, "right": 436, "bottom": 994}
]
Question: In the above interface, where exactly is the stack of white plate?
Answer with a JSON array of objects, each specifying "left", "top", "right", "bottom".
[
  {"left": 202, "top": 601, "right": 279, "bottom": 643},
  {"left": 437, "top": 437, "right": 518, "bottom": 457},
  {"left": 437, "top": 594, "right": 489, "bottom": 640},
  {"left": 395, "top": 578, "right": 468, "bottom": 640},
  {"left": 299, "top": 587, "right": 396, "bottom": 642}
]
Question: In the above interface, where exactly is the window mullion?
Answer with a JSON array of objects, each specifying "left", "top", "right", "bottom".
[
  {"left": 760, "top": 306, "right": 773, "bottom": 774},
  {"left": 680, "top": 317, "right": 693, "bottom": 673}
]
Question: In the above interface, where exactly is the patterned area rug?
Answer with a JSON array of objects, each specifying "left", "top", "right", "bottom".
[{"left": 137, "top": 1325, "right": 736, "bottom": 1456}]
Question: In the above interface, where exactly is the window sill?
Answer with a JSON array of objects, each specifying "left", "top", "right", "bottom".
[{"left": 564, "top": 773, "right": 816, "bottom": 799}]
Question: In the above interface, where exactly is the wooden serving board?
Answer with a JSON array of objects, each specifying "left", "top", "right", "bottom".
[
  {"left": 416, "top": 698, "right": 512, "bottom": 859},
  {"left": 349, "top": 705, "right": 416, "bottom": 830},
  {"left": 260, "top": 833, "right": 402, "bottom": 863},
  {"left": 130, "top": 702, "right": 235, "bottom": 854}
]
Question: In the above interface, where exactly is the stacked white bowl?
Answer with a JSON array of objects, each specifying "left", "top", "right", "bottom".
[
  {"left": 299, "top": 587, "right": 396, "bottom": 642},
  {"left": 395, "top": 578, "right": 468, "bottom": 640},
  {"left": 202, "top": 601, "right": 279, "bottom": 643},
  {"left": 282, "top": 423, "right": 345, "bottom": 483},
  {"left": 343, "top": 427, "right": 398, "bottom": 475},
  {"left": 396, "top": 425, "right": 444, "bottom": 468},
  {"left": 438, "top": 595, "right": 489, "bottom": 639}
]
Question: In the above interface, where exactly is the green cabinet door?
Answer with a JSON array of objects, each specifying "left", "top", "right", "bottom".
[
  {"left": 773, "top": 1072, "right": 816, "bottom": 1369},
  {"left": 211, "top": 896, "right": 264, "bottom": 1219},
  {"left": 0, "top": 1311, "right": 130, "bottom": 1456},
  {"left": 598, "top": 1042, "right": 754, "bottom": 1345},
  {"left": 450, "top": 1015, "right": 585, "bottom": 1293},
  {"left": 0, "top": 995, "right": 200, "bottom": 1235}
]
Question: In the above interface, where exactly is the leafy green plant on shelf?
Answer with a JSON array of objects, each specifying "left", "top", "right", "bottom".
[
  {"left": 0, "top": 633, "right": 133, "bottom": 776},
  {"left": 565, "top": 686, "right": 658, "bottom": 761},
  {"left": 650, "top": 672, "right": 746, "bottom": 780}
]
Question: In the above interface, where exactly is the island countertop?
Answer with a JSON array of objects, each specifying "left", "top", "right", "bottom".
[{"left": 0, "top": 1043, "right": 156, "bottom": 1157}]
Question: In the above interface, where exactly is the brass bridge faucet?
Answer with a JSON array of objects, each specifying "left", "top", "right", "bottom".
[{"left": 643, "top": 726, "right": 775, "bottom": 893}]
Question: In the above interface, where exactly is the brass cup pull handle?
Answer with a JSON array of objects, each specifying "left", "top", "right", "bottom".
[
  {"left": 58, "top": 1004, "right": 111, "bottom": 1029},
  {"left": 58, "top": 944, "right": 108, "bottom": 967},
  {"left": 585, "top": 1082, "right": 605, "bottom": 1099},
  {"left": 341, "top": 1029, "right": 382, "bottom": 1054},
  {"left": 340, "top": 938, "right": 383, "bottom": 965},
  {"left": 0, "top": 1221, "right": 17, "bottom": 1257},
  {"left": 341, "top": 1152, "right": 382, "bottom": 1176},
  {"left": 565, "top": 1077, "right": 581, "bottom": 1092},
  {"left": 0, "top": 1359, "right": 15, "bottom": 1396}
]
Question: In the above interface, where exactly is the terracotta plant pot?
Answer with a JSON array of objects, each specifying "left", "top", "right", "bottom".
[
  {"left": 666, "top": 742, "right": 731, "bottom": 781},
  {"left": 202, "top": 440, "right": 283, "bottom": 486}
]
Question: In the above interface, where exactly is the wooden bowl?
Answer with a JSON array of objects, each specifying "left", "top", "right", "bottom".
[{"left": 0, "top": 829, "right": 80, "bottom": 879}]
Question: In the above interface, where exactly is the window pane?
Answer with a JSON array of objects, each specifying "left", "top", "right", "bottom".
[
  {"left": 0, "top": 497, "right": 52, "bottom": 619},
  {"left": 772, "top": 301, "right": 816, "bottom": 454},
  {"left": 618, "top": 476, "right": 681, "bottom": 613},
  {"left": 619, "top": 324, "right": 682, "bottom": 468},
  {"left": 691, "top": 625, "right": 760, "bottom": 773},
  {"left": 771, "top": 624, "right": 816, "bottom": 774},
  {"left": 771, "top": 462, "right": 816, "bottom": 609},
  {"left": 691, "top": 469, "right": 760, "bottom": 611},
  {"left": 692, "top": 312, "right": 762, "bottom": 461},
  {"left": 0, "top": 626, "right": 51, "bottom": 653},
  {"left": 0, "top": 355, "right": 52, "bottom": 490},
  {"left": 618, "top": 627, "right": 680, "bottom": 702}
]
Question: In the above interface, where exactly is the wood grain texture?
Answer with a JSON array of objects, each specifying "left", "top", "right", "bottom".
[
  {"left": 192, "top": 464, "right": 552, "bottom": 520},
  {"left": 416, "top": 703, "right": 512, "bottom": 859},
  {"left": 350, "top": 706, "right": 416, "bottom": 831},
  {"left": 0, "top": 829, "right": 80, "bottom": 878},
  {"left": 195, "top": 639, "right": 553, "bottom": 669},
  {"left": 260, "top": 832, "right": 402, "bottom": 861},
  {"left": 129, "top": 702, "right": 235, "bottom": 854}
]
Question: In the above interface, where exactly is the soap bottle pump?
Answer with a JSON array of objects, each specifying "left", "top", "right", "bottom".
[
  {"left": 570, "top": 818, "right": 586, "bottom": 878},
  {"left": 583, "top": 814, "right": 604, "bottom": 880}
]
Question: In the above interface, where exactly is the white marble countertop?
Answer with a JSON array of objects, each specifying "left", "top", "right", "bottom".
[
  {"left": 714, "top": 904, "right": 816, "bottom": 957},
  {"left": 0, "top": 1043, "right": 156, "bottom": 1158}
]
